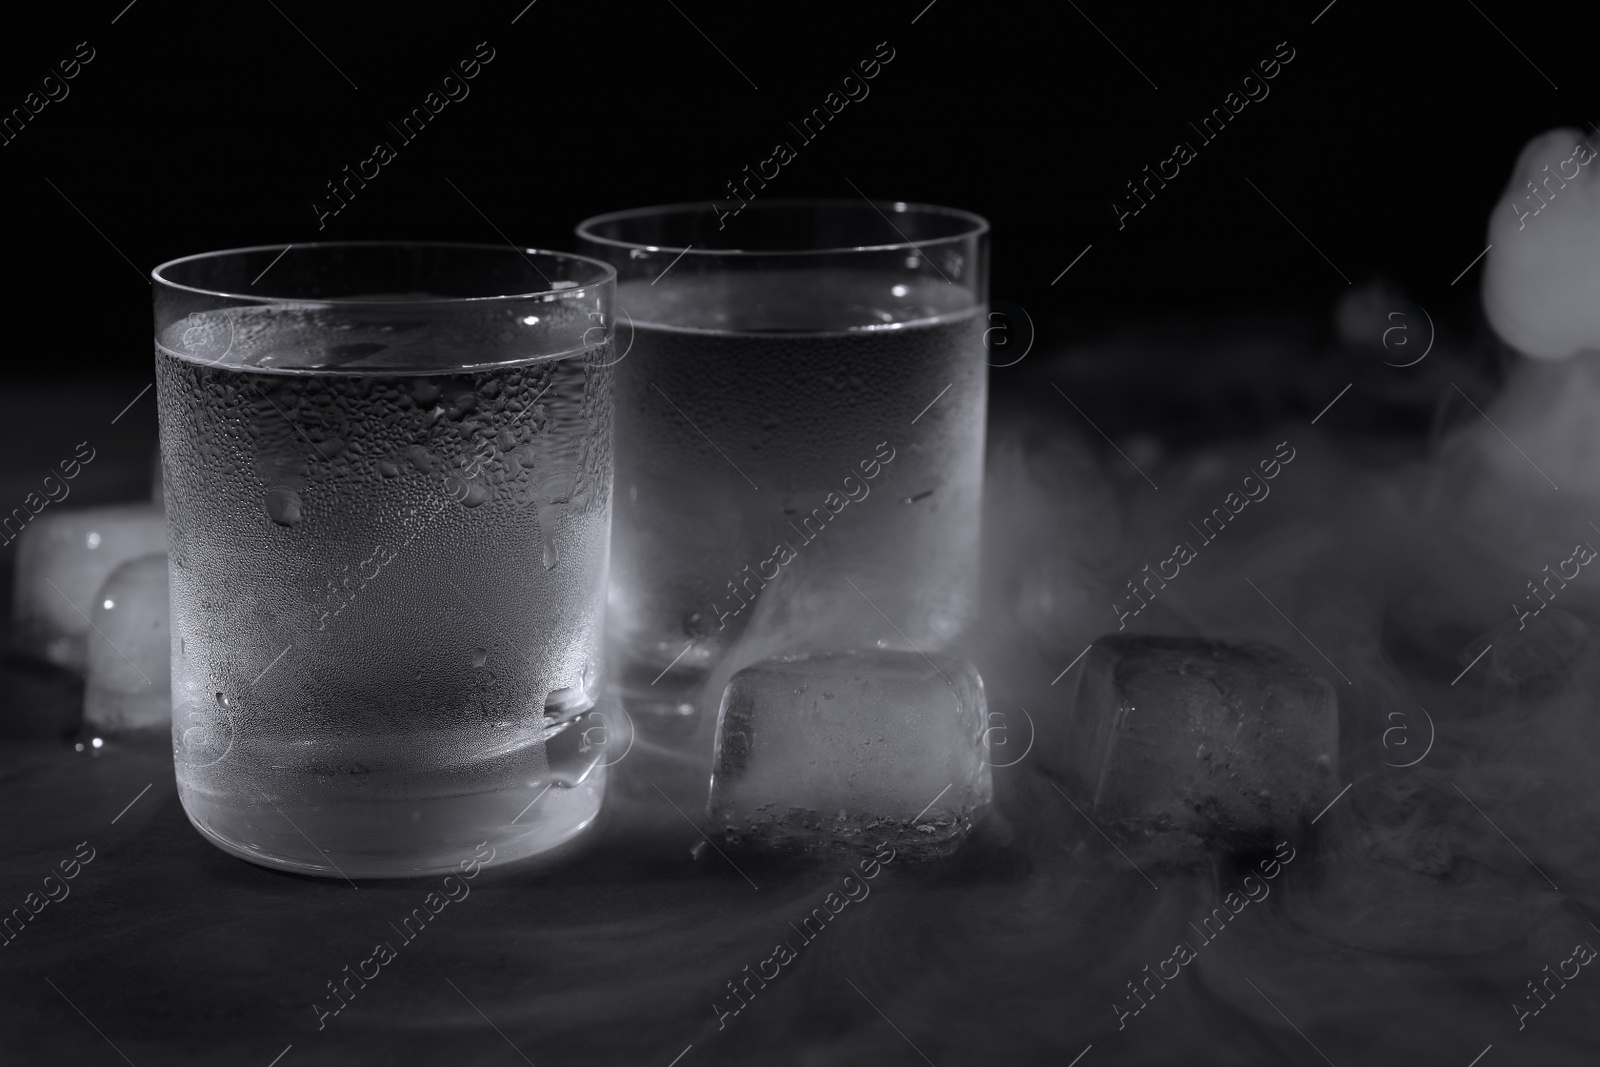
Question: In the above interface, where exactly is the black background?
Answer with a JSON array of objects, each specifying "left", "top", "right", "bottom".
[{"left": 0, "top": 0, "right": 1590, "bottom": 379}]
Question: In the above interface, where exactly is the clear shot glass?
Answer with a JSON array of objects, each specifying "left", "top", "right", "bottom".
[
  {"left": 153, "top": 242, "right": 615, "bottom": 878},
  {"left": 577, "top": 200, "right": 989, "bottom": 730}
]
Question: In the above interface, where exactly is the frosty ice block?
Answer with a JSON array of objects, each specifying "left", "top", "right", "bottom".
[
  {"left": 84, "top": 553, "right": 171, "bottom": 732},
  {"left": 709, "top": 649, "right": 991, "bottom": 859},
  {"left": 1051, "top": 635, "right": 1339, "bottom": 865},
  {"left": 11, "top": 503, "right": 167, "bottom": 672},
  {"left": 1483, "top": 127, "right": 1600, "bottom": 361}
]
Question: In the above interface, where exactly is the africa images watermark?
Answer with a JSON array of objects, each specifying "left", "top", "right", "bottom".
[
  {"left": 1113, "top": 440, "right": 1297, "bottom": 629},
  {"left": 312, "top": 841, "right": 496, "bottom": 1030},
  {"left": 1511, "top": 534, "right": 1597, "bottom": 630},
  {"left": 1381, "top": 705, "right": 1435, "bottom": 769},
  {"left": 0, "top": 440, "right": 98, "bottom": 547},
  {"left": 303, "top": 367, "right": 591, "bottom": 631},
  {"left": 1113, "top": 840, "right": 1297, "bottom": 1031},
  {"left": 713, "top": 842, "right": 897, "bottom": 1030},
  {"left": 708, "top": 440, "right": 897, "bottom": 630},
  {"left": 1514, "top": 937, "right": 1597, "bottom": 1031},
  {"left": 1, "top": 841, "right": 96, "bottom": 948},
  {"left": 1509, "top": 134, "right": 1598, "bottom": 230},
  {"left": 311, "top": 41, "right": 498, "bottom": 229},
  {"left": 1111, "top": 40, "right": 1297, "bottom": 231},
  {"left": 0, "top": 40, "right": 96, "bottom": 148},
  {"left": 713, "top": 40, "right": 898, "bottom": 229}
]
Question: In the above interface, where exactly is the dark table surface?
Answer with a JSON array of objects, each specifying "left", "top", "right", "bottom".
[{"left": 4, "top": 685, "right": 1598, "bottom": 1067}]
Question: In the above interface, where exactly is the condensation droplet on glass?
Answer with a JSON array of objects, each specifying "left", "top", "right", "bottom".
[
  {"left": 471, "top": 647, "right": 488, "bottom": 668},
  {"left": 265, "top": 487, "right": 303, "bottom": 526}
]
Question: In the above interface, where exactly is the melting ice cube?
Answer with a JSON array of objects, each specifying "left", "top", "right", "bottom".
[
  {"left": 1049, "top": 635, "right": 1339, "bottom": 866},
  {"left": 708, "top": 649, "right": 992, "bottom": 860},
  {"left": 11, "top": 504, "right": 167, "bottom": 672},
  {"left": 84, "top": 553, "right": 171, "bottom": 732}
]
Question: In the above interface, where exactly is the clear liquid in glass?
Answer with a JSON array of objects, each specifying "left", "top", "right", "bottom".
[{"left": 156, "top": 304, "right": 613, "bottom": 878}]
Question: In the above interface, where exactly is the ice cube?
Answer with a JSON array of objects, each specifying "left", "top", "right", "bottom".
[
  {"left": 11, "top": 504, "right": 167, "bottom": 672},
  {"left": 1048, "top": 635, "right": 1339, "bottom": 865},
  {"left": 1483, "top": 127, "right": 1600, "bottom": 361},
  {"left": 708, "top": 649, "right": 991, "bottom": 859},
  {"left": 84, "top": 554, "right": 171, "bottom": 732}
]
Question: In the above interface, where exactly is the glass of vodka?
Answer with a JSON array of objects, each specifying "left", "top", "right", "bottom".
[
  {"left": 577, "top": 200, "right": 989, "bottom": 737},
  {"left": 152, "top": 242, "right": 615, "bottom": 878}
]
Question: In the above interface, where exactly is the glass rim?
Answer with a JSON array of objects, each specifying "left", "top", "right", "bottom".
[
  {"left": 151, "top": 240, "right": 617, "bottom": 306},
  {"left": 575, "top": 198, "right": 990, "bottom": 258}
]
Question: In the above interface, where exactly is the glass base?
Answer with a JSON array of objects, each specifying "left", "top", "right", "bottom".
[{"left": 177, "top": 762, "right": 606, "bottom": 880}]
